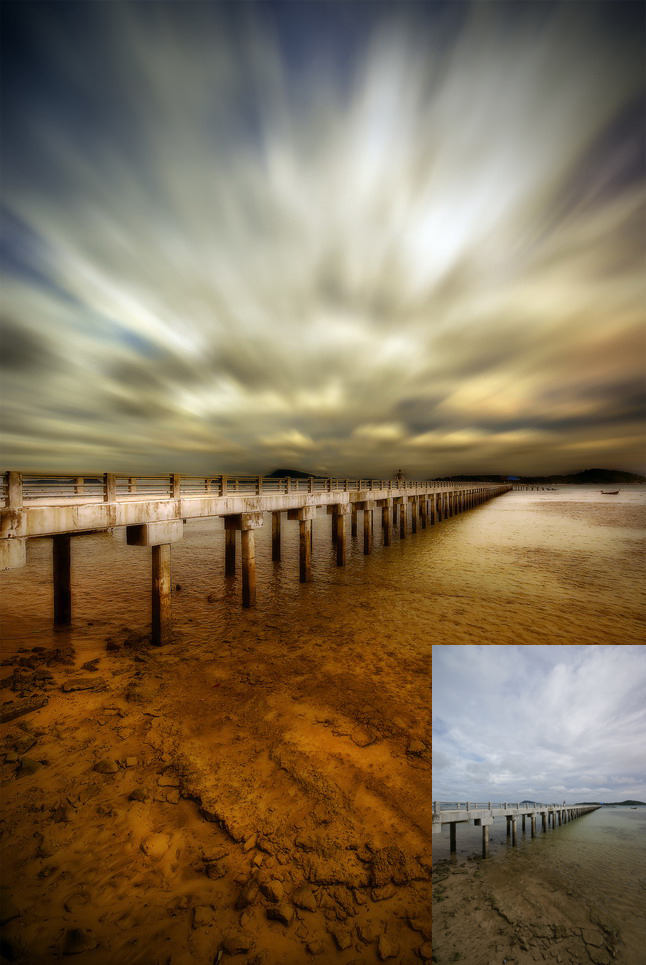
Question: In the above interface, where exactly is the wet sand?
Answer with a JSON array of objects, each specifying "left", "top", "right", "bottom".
[
  {"left": 432, "top": 856, "right": 626, "bottom": 965},
  {"left": 1, "top": 617, "right": 431, "bottom": 964}
]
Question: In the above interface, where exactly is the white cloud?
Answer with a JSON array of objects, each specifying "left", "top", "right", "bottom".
[{"left": 433, "top": 646, "right": 646, "bottom": 803}]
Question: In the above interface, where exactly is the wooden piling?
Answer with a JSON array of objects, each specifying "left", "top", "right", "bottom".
[
  {"left": 53, "top": 534, "right": 71, "bottom": 627},
  {"left": 482, "top": 824, "right": 489, "bottom": 858},
  {"left": 151, "top": 543, "right": 171, "bottom": 645}
]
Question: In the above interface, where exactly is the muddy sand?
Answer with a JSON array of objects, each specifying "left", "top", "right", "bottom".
[
  {"left": 1, "top": 620, "right": 431, "bottom": 964},
  {"left": 432, "top": 856, "right": 625, "bottom": 965}
]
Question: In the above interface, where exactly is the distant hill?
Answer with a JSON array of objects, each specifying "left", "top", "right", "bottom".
[
  {"left": 266, "top": 468, "right": 329, "bottom": 479},
  {"left": 440, "top": 469, "right": 645, "bottom": 485},
  {"left": 575, "top": 800, "right": 645, "bottom": 806}
]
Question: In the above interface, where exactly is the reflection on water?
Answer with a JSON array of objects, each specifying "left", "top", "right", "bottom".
[
  {"left": 433, "top": 807, "right": 646, "bottom": 954},
  {"left": 1, "top": 486, "right": 645, "bottom": 654}
]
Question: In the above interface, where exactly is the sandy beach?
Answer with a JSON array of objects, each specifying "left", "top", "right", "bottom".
[
  {"left": 1, "top": 619, "right": 431, "bottom": 964},
  {"left": 432, "top": 856, "right": 624, "bottom": 965}
]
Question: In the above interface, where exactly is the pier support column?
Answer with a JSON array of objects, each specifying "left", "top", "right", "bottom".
[
  {"left": 53, "top": 534, "right": 71, "bottom": 627},
  {"left": 225, "top": 528, "right": 236, "bottom": 577},
  {"left": 522, "top": 815, "right": 526, "bottom": 833},
  {"left": 512, "top": 816, "right": 517, "bottom": 846},
  {"left": 151, "top": 543, "right": 171, "bottom": 645},
  {"left": 351, "top": 508, "right": 358, "bottom": 537},
  {"left": 482, "top": 824, "right": 489, "bottom": 858},
  {"left": 531, "top": 814, "right": 536, "bottom": 837},
  {"left": 272, "top": 511, "right": 281, "bottom": 562},
  {"left": 241, "top": 529, "right": 256, "bottom": 607},
  {"left": 223, "top": 513, "right": 263, "bottom": 605},
  {"left": 363, "top": 509, "right": 373, "bottom": 554},
  {"left": 300, "top": 520, "right": 312, "bottom": 582},
  {"left": 558, "top": 811, "right": 562, "bottom": 826},
  {"left": 382, "top": 503, "right": 392, "bottom": 546},
  {"left": 430, "top": 495, "right": 436, "bottom": 525},
  {"left": 542, "top": 813, "right": 547, "bottom": 832},
  {"left": 420, "top": 497, "right": 427, "bottom": 529},
  {"left": 336, "top": 513, "right": 346, "bottom": 566},
  {"left": 288, "top": 506, "right": 316, "bottom": 582},
  {"left": 411, "top": 499, "right": 418, "bottom": 534},
  {"left": 450, "top": 822, "right": 457, "bottom": 853},
  {"left": 392, "top": 503, "right": 399, "bottom": 531},
  {"left": 506, "top": 816, "right": 511, "bottom": 838},
  {"left": 400, "top": 502, "right": 406, "bottom": 539},
  {"left": 327, "top": 505, "right": 349, "bottom": 566}
]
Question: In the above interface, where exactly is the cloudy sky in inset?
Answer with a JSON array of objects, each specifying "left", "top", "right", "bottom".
[
  {"left": 1, "top": 1, "right": 644, "bottom": 476},
  {"left": 432, "top": 645, "right": 646, "bottom": 804}
]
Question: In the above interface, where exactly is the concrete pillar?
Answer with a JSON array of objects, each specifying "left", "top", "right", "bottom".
[
  {"left": 351, "top": 508, "right": 358, "bottom": 537},
  {"left": 241, "top": 529, "right": 256, "bottom": 608},
  {"left": 336, "top": 512, "right": 346, "bottom": 566},
  {"left": 542, "top": 812, "right": 547, "bottom": 832},
  {"left": 363, "top": 509, "right": 373, "bottom": 554},
  {"left": 506, "top": 816, "right": 511, "bottom": 837},
  {"left": 522, "top": 814, "right": 526, "bottom": 832},
  {"left": 558, "top": 810, "right": 562, "bottom": 826},
  {"left": 482, "top": 824, "right": 489, "bottom": 858},
  {"left": 411, "top": 499, "right": 418, "bottom": 534},
  {"left": 272, "top": 511, "right": 281, "bottom": 561},
  {"left": 382, "top": 504, "right": 391, "bottom": 546},
  {"left": 420, "top": 497, "right": 427, "bottom": 529},
  {"left": 449, "top": 822, "right": 457, "bottom": 853},
  {"left": 531, "top": 814, "right": 536, "bottom": 837},
  {"left": 300, "top": 519, "right": 312, "bottom": 582},
  {"left": 151, "top": 543, "right": 171, "bottom": 645},
  {"left": 392, "top": 503, "right": 399, "bottom": 530},
  {"left": 225, "top": 528, "right": 236, "bottom": 576},
  {"left": 400, "top": 503, "right": 406, "bottom": 539},
  {"left": 53, "top": 534, "right": 71, "bottom": 627},
  {"left": 512, "top": 816, "right": 517, "bottom": 846},
  {"left": 430, "top": 495, "right": 436, "bottom": 525}
]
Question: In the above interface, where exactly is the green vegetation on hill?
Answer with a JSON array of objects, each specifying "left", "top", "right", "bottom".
[{"left": 574, "top": 800, "right": 645, "bottom": 806}]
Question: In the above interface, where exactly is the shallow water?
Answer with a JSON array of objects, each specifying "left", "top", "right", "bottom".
[
  {"left": 1, "top": 485, "right": 644, "bottom": 655},
  {"left": 433, "top": 806, "right": 646, "bottom": 958}
]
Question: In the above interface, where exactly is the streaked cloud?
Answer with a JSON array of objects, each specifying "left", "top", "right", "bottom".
[
  {"left": 432, "top": 645, "right": 646, "bottom": 803},
  {"left": 1, "top": 1, "right": 644, "bottom": 474}
]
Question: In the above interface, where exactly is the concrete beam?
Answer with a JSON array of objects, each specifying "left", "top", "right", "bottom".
[
  {"left": 288, "top": 506, "right": 317, "bottom": 522},
  {"left": 224, "top": 512, "right": 264, "bottom": 530},
  {"left": 127, "top": 519, "right": 184, "bottom": 546}
]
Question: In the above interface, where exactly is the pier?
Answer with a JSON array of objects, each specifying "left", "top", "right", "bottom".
[
  {"left": 1, "top": 471, "right": 510, "bottom": 643},
  {"left": 433, "top": 801, "right": 601, "bottom": 858}
]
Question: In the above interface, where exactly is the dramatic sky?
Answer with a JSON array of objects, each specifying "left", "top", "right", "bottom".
[
  {"left": 1, "top": 1, "right": 644, "bottom": 476},
  {"left": 432, "top": 645, "right": 646, "bottom": 804}
]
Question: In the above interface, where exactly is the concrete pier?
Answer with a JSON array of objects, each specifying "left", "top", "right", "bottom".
[
  {"left": 272, "top": 511, "right": 281, "bottom": 562},
  {"left": 151, "top": 543, "right": 171, "bottom": 645},
  {"left": 53, "top": 534, "right": 71, "bottom": 627},
  {"left": 433, "top": 801, "right": 600, "bottom": 857},
  {"left": 1, "top": 472, "right": 511, "bottom": 639}
]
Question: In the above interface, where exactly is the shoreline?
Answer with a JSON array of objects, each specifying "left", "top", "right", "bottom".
[{"left": 432, "top": 856, "right": 624, "bottom": 965}]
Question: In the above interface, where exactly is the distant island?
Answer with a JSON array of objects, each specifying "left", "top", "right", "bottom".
[
  {"left": 440, "top": 468, "right": 645, "bottom": 485},
  {"left": 265, "top": 467, "right": 645, "bottom": 484},
  {"left": 574, "top": 800, "right": 645, "bottom": 806}
]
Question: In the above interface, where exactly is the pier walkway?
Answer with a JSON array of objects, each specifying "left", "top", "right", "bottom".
[
  {"left": 433, "top": 801, "right": 601, "bottom": 857},
  {"left": 1, "top": 471, "right": 510, "bottom": 642}
]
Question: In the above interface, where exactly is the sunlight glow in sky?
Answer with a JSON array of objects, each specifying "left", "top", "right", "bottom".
[{"left": 1, "top": 1, "right": 644, "bottom": 475}]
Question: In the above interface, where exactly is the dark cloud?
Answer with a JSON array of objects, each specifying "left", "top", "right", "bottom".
[{"left": 1, "top": 1, "right": 643, "bottom": 474}]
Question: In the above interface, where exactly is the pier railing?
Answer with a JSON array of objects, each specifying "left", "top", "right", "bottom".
[{"left": 1, "top": 472, "right": 496, "bottom": 507}]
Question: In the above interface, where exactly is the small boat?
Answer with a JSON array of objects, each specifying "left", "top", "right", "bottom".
[
  {"left": 600, "top": 490, "right": 619, "bottom": 495},
  {"left": 631, "top": 807, "right": 637, "bottom": 809}
]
